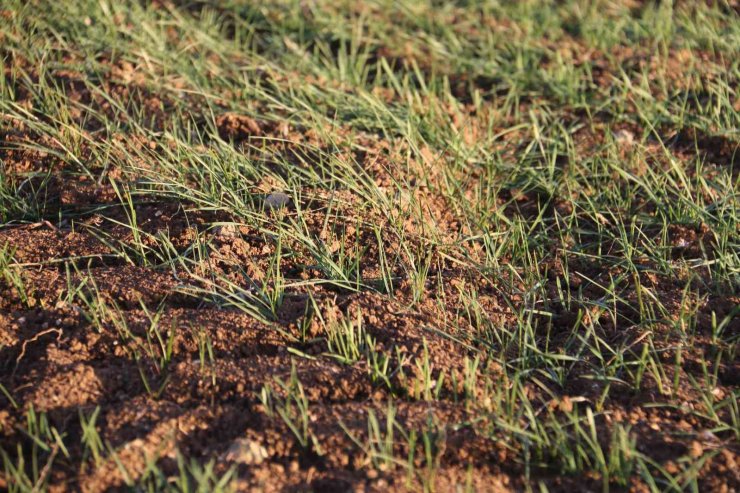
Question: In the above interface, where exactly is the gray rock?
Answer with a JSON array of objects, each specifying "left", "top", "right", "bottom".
[{"left": 264, "top": 192, "right": 290, "bottom": 210}]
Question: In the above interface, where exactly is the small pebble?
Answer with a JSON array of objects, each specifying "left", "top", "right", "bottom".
[
  {"left": 612, "top": 129, "right": 635, "bottom": 147},
  {"left": 699, "top": 430, "right": 718, "bottom": 442},
  {"left": 264, "top": 192, "right": 290, "bottom": 211},
  {"left": 213, "top": 223, "right": 238, "bottom": 239},
  {"left": 223, "top": 438, "right": 269, "bottom": 465}
]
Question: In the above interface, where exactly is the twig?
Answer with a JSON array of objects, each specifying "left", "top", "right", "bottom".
[
  {"left": 13, "top": 328, "right": 63, "bottom": 377},
  {"left": 31, "top": 442, "right": 59, "bottom": 493}
]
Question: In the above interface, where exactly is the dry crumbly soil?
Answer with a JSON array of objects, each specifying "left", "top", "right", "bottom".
[{"left": 1, "top": 1, "right": 739, "bottom": 492}]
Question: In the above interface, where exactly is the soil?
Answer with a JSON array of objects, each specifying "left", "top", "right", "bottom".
[{"left": 1, "top": 29, "right": 739, "bottom": 493}]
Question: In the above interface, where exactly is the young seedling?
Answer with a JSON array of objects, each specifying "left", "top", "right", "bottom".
[{"left": 258, "top": 363, "right": 323, "bottom": 455}]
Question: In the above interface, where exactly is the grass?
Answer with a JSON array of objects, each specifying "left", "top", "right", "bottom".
[{"left": 0, "top": 0, "right": 738, "bottom": 491}]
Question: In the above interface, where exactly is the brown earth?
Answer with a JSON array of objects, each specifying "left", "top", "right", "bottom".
[{"left": 1, "top": 44, "right": 739, "bottom": 493}]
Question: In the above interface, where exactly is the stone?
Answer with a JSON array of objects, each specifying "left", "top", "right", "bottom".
[
  {"left": 223, "top": 438, "right": 269, "bottom": 465},
  {"left": 264, "top": 192, "right": 290, "bottom": 211},
  {"left": 213, "top": 223, "right": 238, "bottom": 239},
  {"left": 612, "top": 129, "right": 635, "bottom": 147}
]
